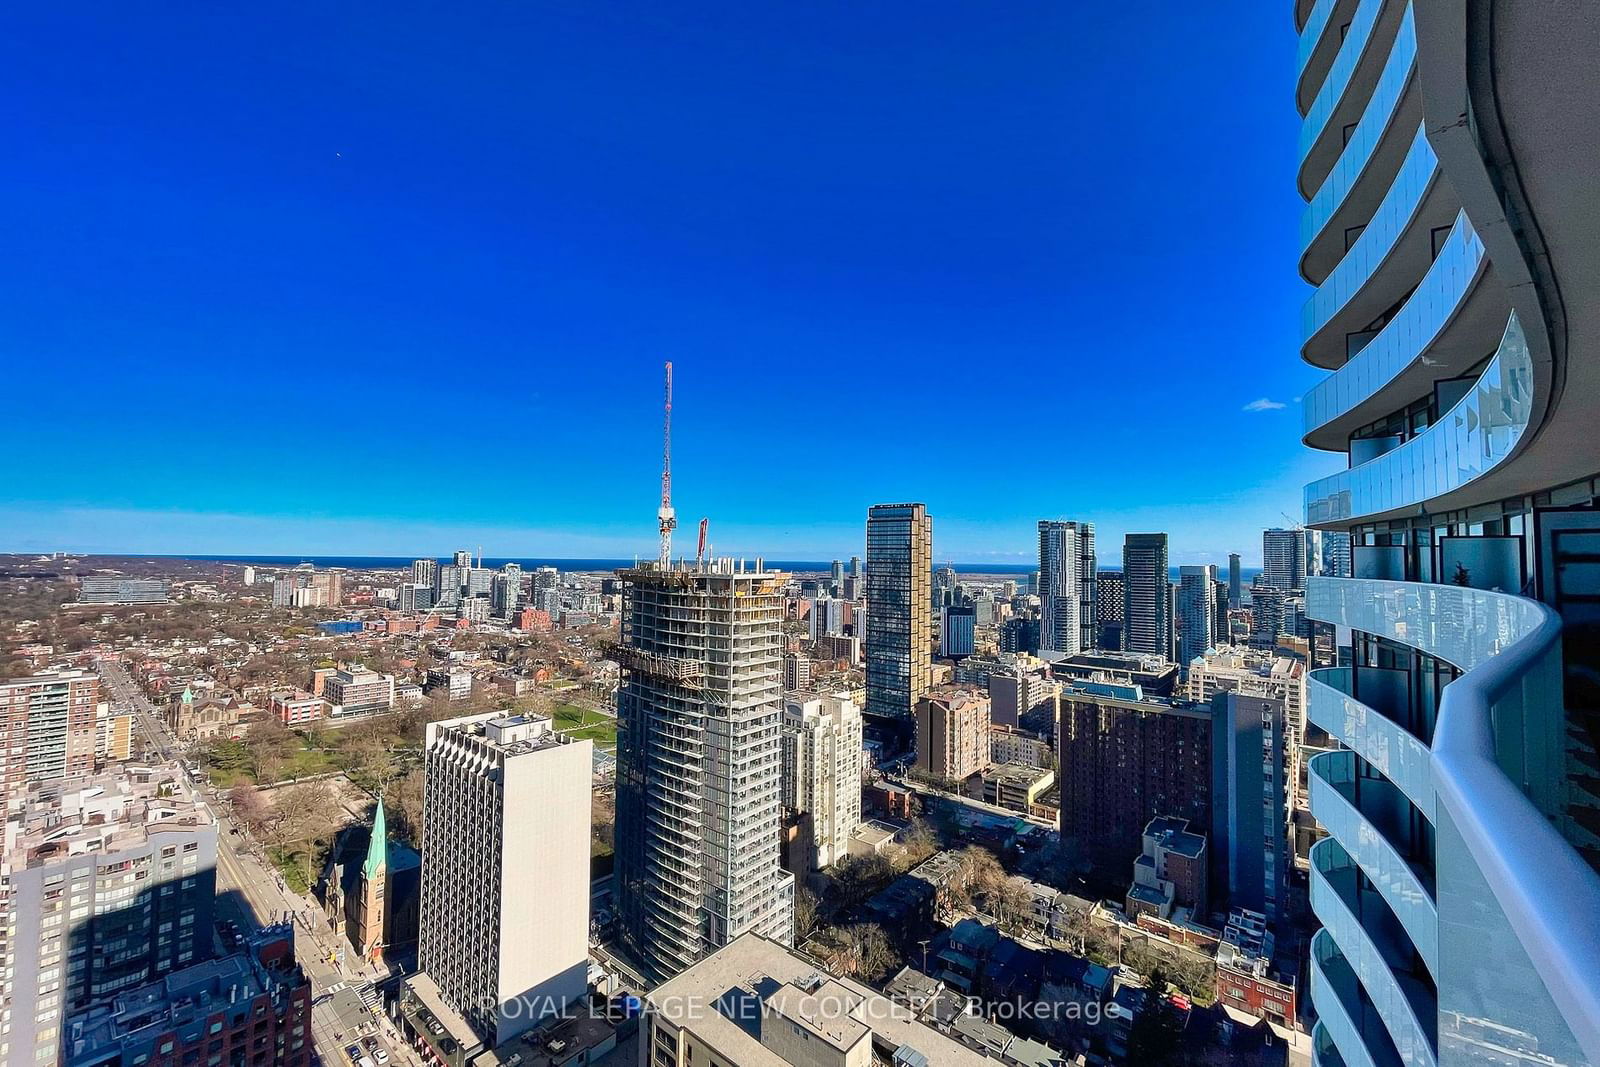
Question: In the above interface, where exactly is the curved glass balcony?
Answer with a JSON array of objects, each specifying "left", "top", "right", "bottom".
[
  {"left": 1298, "top": 0, "right": 1359, "bottom": 109},
  {"left": 1305, "top": 573, "right": 1548, "bottom": 675},
  {"left": 1299, "top": 0, "right": 1385, "bottom": 166},
  {"left": 1302, "top": 126, "right": 1438, "bottom": 359},
  {"left": 1302, "top": 6, "right": 1417, "bottom": 267},
  {"left": 1313, "top": 931, "right": 1403, "bottom": 1067},
  {"left": 1311, "top": 837, "right": 1438, "bottom": 1067},
  {"left": 1303, "top": 213, "right": 1483, "bottom": 445},
  {"left": 1308, "top": 574, "right": 1600, "bottom": 1060},
  {"left": 1314, "top": 1023, "right": 1353, "bottom": 1067},
  {"left": 1305, "top": 311, "right": 1531, "bottom": 525},
  {"left": 1308, "top": 667, "right": 1434, "bottom": 820},
  {"left": 1310, "top": 750, "right": 1439, "bottom": 973}
]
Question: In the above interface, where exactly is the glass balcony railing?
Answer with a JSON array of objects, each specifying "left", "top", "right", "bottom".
[
  {"left": 1307, "top": 575, "right": 1600, "bottom": 1062},
  {"left": 1302, "top": 125, "right": 1438, "bottom": 351},
  {"left": 1311, "top": 837, "right": 1439, "bottom": 1067},
  {"left": 1300, "top": 0, "right": 1386, "bottom": 167},
  {"left": 1302, "top": 212, "right": 1483, "bottom": 444},
  {"left": 1308, "top": 667, "right": 1434, "bottom": 821},
  {"left": 1302, "top": 6, "right": 1417, "bottom": 260},
  {"left": 1313, "top": 930, "right": 1401, "bottom": 1067},
  {"left": 1315, "top": 1022, "right": 1354, "bottom": 1067},
  {"left": 1310, "top": 750, "right": 1439, "bottom": 973},
  {"left": 1305, "top": 311, "right": 1532, "bottom": 524}
]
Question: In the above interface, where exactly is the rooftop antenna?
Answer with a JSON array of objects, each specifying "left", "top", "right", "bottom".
[{"left": 658, "top": 362, "right": 677, "bottom": 567}]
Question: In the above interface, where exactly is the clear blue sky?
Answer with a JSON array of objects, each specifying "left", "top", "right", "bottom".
[{"left": 0, "top": 2, "right": 1336, "bottom": 566}]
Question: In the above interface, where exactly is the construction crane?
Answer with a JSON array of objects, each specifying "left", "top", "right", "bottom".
[
  {"left": 658, "top": 362, "right": 677, "bottom": 567},
  {"left": 697, "top": 518, "right": 708, "bottom": 565}
]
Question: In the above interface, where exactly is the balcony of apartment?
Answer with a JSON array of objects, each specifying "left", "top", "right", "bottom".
[
  {"left": 1305, "top": 312, "right": 1533, "bottom": 527},
  {"left": 1302, "top": 213, "right": 1507, "bottom": 453},
  {"left": 1309, "top": 750, "right": 1438, "bottom": 971},
  {"left": 1297, "top": 0, "right": 1362, "bottom": 115},
  {"left": 1312, "top": 928, "right": 1407, "bottom": 1067},
  {"left": 1308, "top": 667, "right": 1433, "bottom": 819},
  {"left": 1301, "top": 6, "right": 1418, "bottom": 285},
  {"left": 1299, "top": 0, "right": 1408, "bottom": 197},
  {"left": 1302, "top": 128, "right": 1456, "bottom": 372},
  {"left": 1306, "top": 574, "right": 1600, "bottom": 1062},
  {"left": 1311, "top": 838, "right": 1438, "bottom": 1066}
]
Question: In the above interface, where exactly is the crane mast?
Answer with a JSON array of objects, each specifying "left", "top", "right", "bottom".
[{"left": 658, "top": 362, "right": 676, "bottom": 566}]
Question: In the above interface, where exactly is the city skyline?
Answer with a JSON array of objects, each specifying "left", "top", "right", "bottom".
[{"left": 1, "top": 3, "right": 1334, "bottom": 563}]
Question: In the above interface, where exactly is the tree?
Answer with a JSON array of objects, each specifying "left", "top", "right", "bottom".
[
  {"left": 1126, "top": 968, "right": 1187, "bottom": 1066},
  {"left": 793, "top": 885, "right": 820, "bottom": 941},
  {"left": 828, "top": 853, "right": 895, "bottom": 910},
  {"left": 896, "top": 819, "right": 939, "bottom": 870},
  {"left": 389, "top": 768, "right": 426, "bottom": 846},
  {"left": 229, "top": 783, "right": 268, "bottom": 833},
  {"left": 852, "top": 923, "right": 898, "bottom": 984},
  {"left": 262, "top": 780, "right": 343, "bottom": 889}
]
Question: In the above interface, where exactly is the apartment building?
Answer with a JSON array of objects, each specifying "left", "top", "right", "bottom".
[
  {"left": 417, "top": 712, "right": 591, "bottom": 1047},
  {"left": 1291, "top": 1, "right": 1600, "bottom": 1061},
  {"left": 322, "top": 666, "right": 394, "bottom": 718},
  {"left": 780, "top": 692, "right": 864, "bottom": 872},
  {"left": 0, "top": 670, "right": 102, "bottom": 803},
  {"left": 914, "top": 687, "right": 990, "bottom": 783},
  {"left": 1, "top": 765, "right": 217, "bottom": 1067}
]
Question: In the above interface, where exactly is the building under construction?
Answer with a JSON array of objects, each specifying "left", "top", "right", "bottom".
[{"left": 613, "top": 557, "right": 796, "bottom": 981}]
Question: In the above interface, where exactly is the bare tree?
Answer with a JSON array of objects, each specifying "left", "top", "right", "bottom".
[
  {"left": 853, "top": 923, "right": 898, "bottom": 984},
  {"left": 793, "top": 885, "right": 820, "bottom": 941}
]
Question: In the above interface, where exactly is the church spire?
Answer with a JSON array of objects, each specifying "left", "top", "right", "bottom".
[{"left": 362, "top": 798, "right": 388, "bottom": 880}]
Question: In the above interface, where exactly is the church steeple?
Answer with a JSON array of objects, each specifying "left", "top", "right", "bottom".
[{"left": 362, "top": 798, "right": 388, "bottom": 880}]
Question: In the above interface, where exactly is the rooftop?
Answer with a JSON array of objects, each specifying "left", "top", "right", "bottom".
[
  {"left": 646, "top": 933, "right": 995, "bottom": 1067},
  {"left": 3, "top": 764, "right": 212, "bottom": 874}
]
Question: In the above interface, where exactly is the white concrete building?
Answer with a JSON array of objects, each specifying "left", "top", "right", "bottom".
[
  {"left": 417, "top": 712, "right": 591, "bottom": 1047},
  {"left": 780, "top": 692, "right": 863, "bottom": 872}
]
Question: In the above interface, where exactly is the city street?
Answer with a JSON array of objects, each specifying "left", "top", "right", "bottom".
[{"left": 101, "top": 657, "right": 420, "bottom": 1067}]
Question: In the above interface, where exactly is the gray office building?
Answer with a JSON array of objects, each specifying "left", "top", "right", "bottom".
[
  {"left": 77, "top": 578, "right": 170, "bottom": 605},
  {"left": 1210, "top": 691, "right": 1288, "bottom": 928},
  {"left": 1227, "top": 553, "right": 1242, "bottom": 609}
]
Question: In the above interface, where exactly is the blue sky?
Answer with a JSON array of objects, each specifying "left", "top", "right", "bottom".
[{"left": 0, "top": 3, "right": 1337, "bottom": 566}]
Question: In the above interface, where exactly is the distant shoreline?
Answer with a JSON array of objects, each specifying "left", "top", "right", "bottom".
[{"left": 169, "top": 553, "right": 1264, "bottom": 581}]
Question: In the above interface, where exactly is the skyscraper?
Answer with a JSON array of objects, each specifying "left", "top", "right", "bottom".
[
  {"left": 1176, "top": 565, "right": 1216, "bottom": 667},
  {"left": 1122, "top": 533, "right": 1171, "bottom": 661},
  {"left": 1227, "top": 553, "right": 1242, "bottom": 609},
  {"left": 1037, "top": 520, "right": 1096, "bottom": 655},
  {"left": 411, "top": 557, "right": 439, "bottom": 588},
  {"left": 1260, "top": 528, "right": 1306, "bottom": 593},
  {"left": 613, "top": 557, "right": 795, "bottom": 982},
  {"left": 1095, "top": 569, "right": 1125, "bottom": 651},
  {"left": 864, "top": 503, "right": 932, "bottom": 723},
  {"left": 417, "top": 712, "right": 590, "bottom": 1046},
  {"left": 1293, "top": 4, "right": 1600, "bottom": 1063}
]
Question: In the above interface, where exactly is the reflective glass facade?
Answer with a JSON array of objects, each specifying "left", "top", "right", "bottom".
[{"left": 1295, "top": 2, "right": 1600, "bottom": 1064}]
